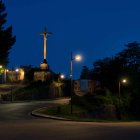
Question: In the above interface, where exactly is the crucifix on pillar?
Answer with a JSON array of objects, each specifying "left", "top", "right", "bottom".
[{"left": 40, "top": 27, "right": 52, "bottom": 70}]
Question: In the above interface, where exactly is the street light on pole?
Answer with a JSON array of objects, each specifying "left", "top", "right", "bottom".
[
  {"left": 119, "top": 78, "right": 127, "bottom": 100},
  {"left": 70, "top": 52, "right": 82, "bottom": 114},
  {"left": 118, "top": 78, "right": 127, "bottom": 119},
  {"left": 60, "top": 74, "right": 65, "bottom": 79}
]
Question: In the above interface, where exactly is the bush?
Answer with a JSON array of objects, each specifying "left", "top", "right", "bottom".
[
  {"left": 13, "top": 83, "right": 50, "bottom": 100},
  {"left": 72, "top": 90, "right": 118, "bottom": 119}
]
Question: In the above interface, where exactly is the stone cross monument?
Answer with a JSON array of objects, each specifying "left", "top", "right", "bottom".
[{"left": 40, "top": 27, "right": 52, "bottom": 70}]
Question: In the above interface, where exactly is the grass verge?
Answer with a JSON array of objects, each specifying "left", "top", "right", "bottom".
[{"left": 37, "top": 104, "right": 120, "bottom": 122}]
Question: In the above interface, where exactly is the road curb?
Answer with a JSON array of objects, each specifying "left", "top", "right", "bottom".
[{"left": 31, "top": 107, "right": 72, "bottom": 121}]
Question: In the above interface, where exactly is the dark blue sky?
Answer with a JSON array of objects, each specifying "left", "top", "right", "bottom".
[{"left": 4, "top": 0, "right": 140, "bottom": 79}]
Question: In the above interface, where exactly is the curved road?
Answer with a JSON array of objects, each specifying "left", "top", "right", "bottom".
[{"left": 0, "top": 99, "right": 140, "bottom": 140}]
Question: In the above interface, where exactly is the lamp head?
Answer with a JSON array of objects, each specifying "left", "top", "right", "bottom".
[
  {"left": 15, "top": 68, "right": 19, "bottom": 72},
  {"left": 122, "top": 79, "right": 127, "bottom": 83},
  {"left": 60, "top": 74, "right": 65, "bottom": 79},
  {"left": 75, "top": 55, "right": 82, "bottom": 61}
]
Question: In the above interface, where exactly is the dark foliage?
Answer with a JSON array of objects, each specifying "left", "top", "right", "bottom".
[
  {"left": 62, "top": 79, "right": 71, "bottom": 96},
  {"left": 0, "top": 0, "right": 16, "bottom": 66},
  {"left": 80, "top": 66, "right": 91, "bottom": 79},
  {"left": 79, "top": 41, "right": 140, "bottom": 119}
]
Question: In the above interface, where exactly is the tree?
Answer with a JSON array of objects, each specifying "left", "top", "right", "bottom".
[
  {"left": 117, "top": 42, "right": 140, "bottom": 116},
  {"left": 91, "top": 41, "right": 140, "bottom": 118},
  {"left": 80, "top": 65, "right": 90, "bottom": 79},
  {"left": 117, "top": 41, "right": 140, "bottom": 71},
  {"left": 0, "top": 0, "right": 16, "bottom": 66},
  {"left": 92, "top": 57, "right": 123, "bottom": 92}
]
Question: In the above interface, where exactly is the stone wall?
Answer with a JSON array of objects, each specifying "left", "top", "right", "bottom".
[{"left": 34, "top": 71, "right": 51, "bottom": 82}]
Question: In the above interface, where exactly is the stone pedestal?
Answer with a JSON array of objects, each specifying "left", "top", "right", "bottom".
[
  {"left": 40, "top": 62, "right": 48, "bottom": 70},
  {"left": 34, "top": 71, "right": 51, "bottom": 82}
]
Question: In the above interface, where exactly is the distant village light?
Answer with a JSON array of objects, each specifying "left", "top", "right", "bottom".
[{"left": 0, "top": 65, "right": 2, "bottom": 68}]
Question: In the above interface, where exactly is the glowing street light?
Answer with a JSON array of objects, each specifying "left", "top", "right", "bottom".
[
  {"left": 70, "top": 52, "right": 82, "bottom": 114},
  {"left": 75, "top": 55, "right": 82, "bottom": 61},
  {"left": 118, "top": 78, "right": 127, "bottom": 119},
  {"left": 122, "top": 79, "right": 127, "bottom": 83},
  {"left": 119, "top": 78, "right": 127, "bottom": 99},
  {"left": 15, "top": 68, "right": 19, "bottom": 72},
  {"left": 60, "top": 74, "right": 65, "bottom": 79}
]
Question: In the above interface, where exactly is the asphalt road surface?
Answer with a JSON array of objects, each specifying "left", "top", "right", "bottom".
[{"left": 0, "top": 99, "right": 140, "bottom": 140}]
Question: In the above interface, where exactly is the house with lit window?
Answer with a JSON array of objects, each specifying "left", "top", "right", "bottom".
[{"left": 6, "top": 65, "right": 32, "bottom": 82}]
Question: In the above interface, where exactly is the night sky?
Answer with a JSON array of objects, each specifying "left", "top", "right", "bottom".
[{"left": 4, "top": 0, "right": 140, "bottom": 79}]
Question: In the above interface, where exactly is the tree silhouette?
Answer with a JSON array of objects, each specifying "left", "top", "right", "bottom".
[
  {"left": 79, "top": 41, "right": 140, "bottom": 118},
  {"left": 118, "top": 41, "right": 140, "bottom": 71},
  {"left": 0, "top": 0, "right": 16, "bottom": 66},
  {"left": 80, "top": 65, "right": 90, "bottom": 79}
]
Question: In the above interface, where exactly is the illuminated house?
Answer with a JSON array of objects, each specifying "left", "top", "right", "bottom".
[
  {"left": 74, "top": 79, "right": 100, "bottom": 96},
  {"left": 6, "top": 65, "right": 32, "bottom": 82}
]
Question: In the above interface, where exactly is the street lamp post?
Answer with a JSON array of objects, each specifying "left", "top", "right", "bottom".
[
  {"left": 118, "top": 79, "right": 127, "bottom": 102},
  {"left": 70, "top": 52, "right": 81, "bottom": 114},
  {"left": 118, "top": 81, "right": 121, "bottom": 106},
  {"left": 118, "top": 78, "right": 127, "bottom": 119},
  {"left": 70, "top": 52, "right": 73, "bottom": 114}
]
